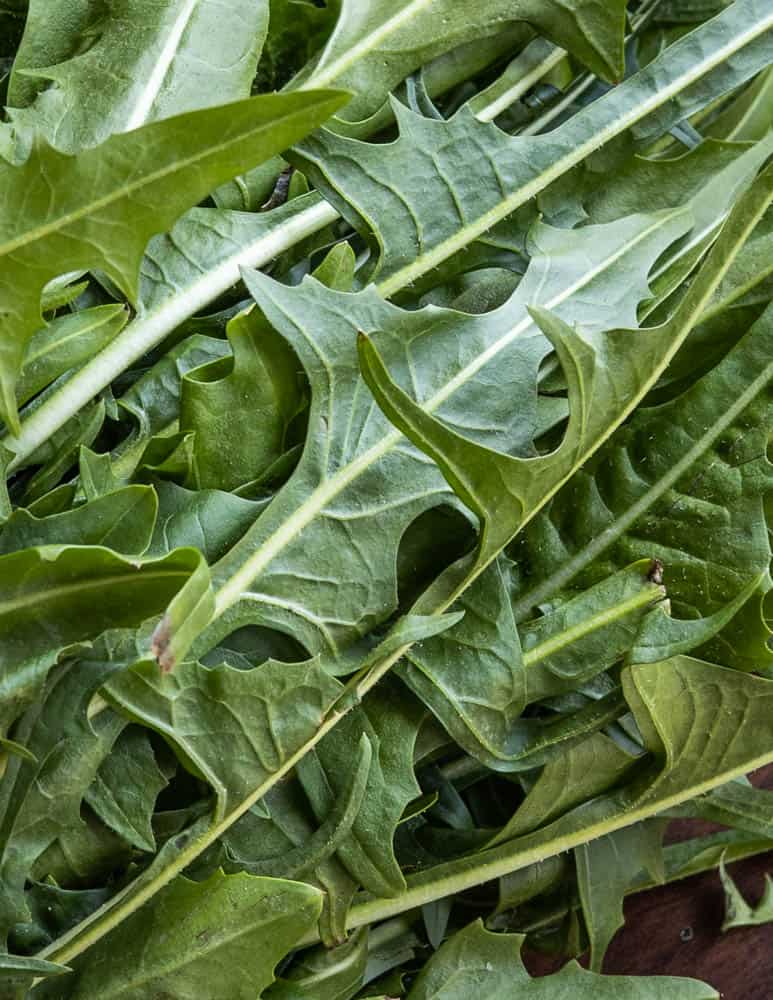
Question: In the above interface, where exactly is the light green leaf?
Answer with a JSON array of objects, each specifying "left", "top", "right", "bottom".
[
  {"left": 55, "top": 872, "right": 322, "bottom": 1000},
  {"left": 8, "top": 0, "right": 270, "bottom": 151},
  {"left": 720, "top": 856, "right": 773, "bottom": 931},
  {"left": 405, "top": 920, "right": 716, "bottom": 999},
  {"left": 0, "top": 88, "right": 346, "bottom": 432},
  {"left": 297, "top": 0, "right": 626, "bottom": 121},
  {"left": 293, "top": 2, "right": 771, "bottom": 294},
  {"left": 17, "top": 305, "right": 128, "bottom": 408}
]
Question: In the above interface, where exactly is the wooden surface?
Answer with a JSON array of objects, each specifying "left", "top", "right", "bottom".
[
  {"left": 603, "top": 849, "right": 773, "bottom": 998},
  {"left": 528, "top": 765, "right": 773, "bottom": 997}
]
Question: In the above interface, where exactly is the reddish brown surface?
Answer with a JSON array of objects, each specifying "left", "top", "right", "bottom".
[
  {"left": 602, "top": 850, "right": 773, "bottom": 998},
  {"left": 528, "top": 765, "right": 773, "bottom": 998}
]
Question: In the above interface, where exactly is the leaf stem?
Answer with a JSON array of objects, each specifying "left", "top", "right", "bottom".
[{"left": 329, "top": 747, "right": 773, "bottom": 941}]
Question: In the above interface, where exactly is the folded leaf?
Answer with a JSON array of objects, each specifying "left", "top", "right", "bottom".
[
  {"left": 512, "top": 286, "right": 773, "bottom": 671},
  {"left": 399, "top": 560, "right": 663, "bottom": 769},
  {"left": 0, "top": 655, "right": 127, "bottom": 939},
  {"left": 0, "top": 486, "right": 157, "bottom": 556}
]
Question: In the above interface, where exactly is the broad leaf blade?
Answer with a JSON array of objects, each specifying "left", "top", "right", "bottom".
[
  {"left": 55, "top": 872, "right": 322, "bottom": 1000},
  {"left": 8, "top": 0, "right": 271, "bottom": 151},
  {"left": 0, "top": 88, "right": 346, "bottom": 431}
]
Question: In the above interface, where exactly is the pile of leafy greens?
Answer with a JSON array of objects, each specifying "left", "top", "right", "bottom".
[{"left": 1, "top": 0, "right": 772, "bottom": 996}]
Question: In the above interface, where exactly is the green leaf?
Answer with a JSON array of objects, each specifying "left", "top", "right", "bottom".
[
  {"left": 399, "top": 560, "right": 663, "bottom": 769},
  {"left": 0, "top": 88, "right": 346, "bottom": 432},
  {"left": 10, "top": 880, "right": 112, "bottom": 956},
  {"left": 720, "top": 856, "right": 773, "bottom": 931},
  {"left": 257, "top": 0, "right": 341, "bottom": 93},
  {"left": 84, "top": 726, "right": 169, "bottom": 853},
  {"left": 223, "top": 737, "right": 372, "bottom": 882},
  {"left": 297, "top": 682, "right": 423, "bottom": 897},
  {"left": 104, "top": 656, "right": 343, "bottom": 821},
  {"left": 8, "top": 0, "right": 271, "bottom": 151},
  {"left": 267, "top": 926, "right": 367, "bottom": 1000},
  {"left": 576, "top": 819, "right": 666, "bottom": 971},
  {"left": 0, "top": 545, "right": 210, "bottom": 734},
  {"left": 343, "top": 658, "right": 773, "bottom": 933},
  {"left": 147, "top": 480, "right": 267, "bottom": 563},
  {"left": 17, "top": 304, "right": 129, "bottom": 408},
  {"left": 405, "top": 920, "right": 717, "bottom": 998},
  {"left": 512, "top": 287, "right": 773, "bottom": 671},
  {"left": 49, "top": 872, "right": 322, "bottom": 1000},
  {"left": 0, "top": 487, "right": 158, "bottom": 556},
  {"left": 293, "top": 2, "right": 771, "bottom": 295},
  {"left": 678, "top": 780, "right": 773, "bottom": 840},
  {"left": 297, "top": 0, "right": 626, "bottom": 121},
  {"left": 0, "top": 953, "right": 69, "bottom": 1000},
  {"left": 0, "top": 656, "right": 126, "bottom": 939}
]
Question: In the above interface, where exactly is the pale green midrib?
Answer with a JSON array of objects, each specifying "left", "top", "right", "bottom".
[
  {"left": 299, "top": 0, "right": 434, "bottom": 91},
  {"left": 476, "top": 45, "right": 566, "bottom": 123},
  {"left": 0, "top": 102, "right": 326, "bottom": 258},
  {"left": 511, "top": 356, "right": 773, "bottom": 621},
  {"left": 376, "top": 11, "right": 773, "bottom": 299},
  {"left": 7, "top": 9, "right": 758, "bottom": 464},
  {"left": 0, "top": 568, "right": 190, "bottom": 617},
  {"left": 124, "top": 0, "right": 200, "bottom": 131},
  {"left": 441, "top": 833, "right": 773, "bottom": 937},
  {"left": 40, "top": 700, "right": 348, "bottom": 968},
  {"left": 521, "top": 586, "right": 664, "bottom": 667},
  {"left": 213, "top": 211, "right": 681, "bottom": 612},
  {"left": 338, "top": 744, "right": 773, "bottom": 936}
]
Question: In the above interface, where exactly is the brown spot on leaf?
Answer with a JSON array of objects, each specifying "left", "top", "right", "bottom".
[
  {"left": 151, "top": 615, "right": 175, "bottom": 673},
  {"left": 647, "top": 558, "right": 664, "bottom": 586}
]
